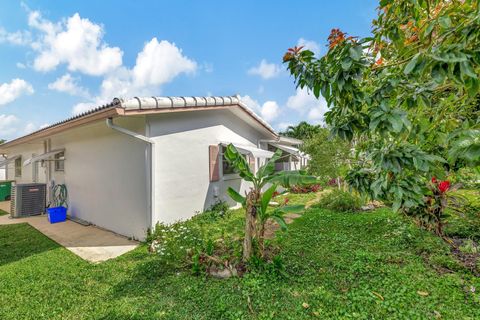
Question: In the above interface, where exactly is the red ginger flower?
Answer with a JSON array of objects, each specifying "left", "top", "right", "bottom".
[
  {"left": 438, "top": 180, "right": 450, "bottom": 193},
  {"left": 431, "top": 177, "right": 437, "bottom": 184}
]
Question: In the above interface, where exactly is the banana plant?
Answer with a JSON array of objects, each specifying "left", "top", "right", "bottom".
[{"left": 224, "top": 143, "right": 316, "bottom": 261}]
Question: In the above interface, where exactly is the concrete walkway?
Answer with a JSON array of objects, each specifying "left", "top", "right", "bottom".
[{"left": 0, "top": 201, "right": 138, "bottom": 263}]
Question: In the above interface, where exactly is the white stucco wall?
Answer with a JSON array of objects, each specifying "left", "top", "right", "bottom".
[
  {"left": 0, "top": 167, "right": 5, "bottom": 180},
  {"left": 147, "top": 109, "right": 273, "bottom": 225},
  {"left": 5, "top": 117, "right": 149, "bottom": 240},
  {"left": 4, "top": 142, "right": 46, "bottom": 183},
  {"left": 2, "top": 108, "right": 277, "bottom": 238}
]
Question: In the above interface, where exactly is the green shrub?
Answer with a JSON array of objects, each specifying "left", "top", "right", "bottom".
[
  {"left": 313, "top": 190, "right": 362, "bottom": 212},
  {"left": 146, "top": 221, "right": 204, "bottom": 268},
  {"left": 445, "top": 189, "right": 480, "bottom": 240},
  {"left": 196, "top": 200, "right": 231, "bottom": 221}
]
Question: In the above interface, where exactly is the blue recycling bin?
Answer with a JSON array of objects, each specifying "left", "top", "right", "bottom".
[{"left": 47, "top": 206, "right": 67, "bottom": 224}]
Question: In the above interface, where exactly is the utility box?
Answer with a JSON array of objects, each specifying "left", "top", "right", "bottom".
[
  {"left": 0, "top": 180, "right": 13, "bottom": 201},
  {"left": 10, "top": 183, "right": 47, "bottom": 218}
]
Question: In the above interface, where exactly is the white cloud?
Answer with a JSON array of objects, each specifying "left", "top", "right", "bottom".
[
  {"left": 202, "top": 62, "right": 213, "bottom": 73},
  {"left": 28, "top": 11, "right": 123, "bottom": 76},
  {"left": 5, "top": 9, "right": 198, "bottom": 115},
  {"left": 239, "top": 95, "right": 260, "bottom": 111},
  {"left": 132, "top": 38, "right": 197, "bottom": 87},
  {"left": 240, "top": 95, "right": 280, "bottom": 122},
  {"left": 0, "top": 114, "right": 19, "bottom": 136},
  {"left": 16, "top": 62, "right": 26, "bottom": 69},
  {"left": 248, "top": 59, "right": 281, "bottom": 79},
  {"left": 39, "top": 123, "right": 50, "bottom": 129},
  {"left": 72, "top": 102, "right": 94, "bottom": 115},
  {"left": 286, "top": 88, "right": 328, "bottom": 123},
  {"left": 297, "top": 38, "right": 321, "bottom": 55},
  {"left": 24, "top": 122, "right": 37, "bottom": 134},
  {"left": 0, "top": 79, "right": 34, "bottom": 106},
  {"left": 71, "top": 98, "right": 109, "bottom": 115},
  {"left": 98, "top": 39, "right": 197, "bottom": 101},
  {"left": 260, "top": 101, "right": 280, "bottom": 122},
  {"left": 277, "top": 122, "right": 293, "bottom": 131},
  {"left": 48, "top": 73, "right": 90, "bottom": 98},
  {"left": 0, "top": 27, "right": 31, "bottom": 45}
]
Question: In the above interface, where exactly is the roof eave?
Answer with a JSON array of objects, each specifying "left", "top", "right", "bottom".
[{"left": 0, "top": 107, "right": 124, "bottom": 151}]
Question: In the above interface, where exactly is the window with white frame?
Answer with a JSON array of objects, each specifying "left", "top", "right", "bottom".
[
  {"left": 14, "top": 157, "right": 22, "bottom": 177},
  {"left": 54, "top": 152, "right": 65, "bottom": 172}
]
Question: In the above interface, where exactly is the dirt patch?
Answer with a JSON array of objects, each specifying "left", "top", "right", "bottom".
[
  {"left": 263, "top": 213, "right": 301, "bottom": 239},
  {"left": 450, "top": 237, "right": 479, "bottom": 276}
]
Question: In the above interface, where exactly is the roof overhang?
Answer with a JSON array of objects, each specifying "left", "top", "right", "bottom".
[
  {"left": 23, "top": 148, "right": 65, "bottom": 167},
  {"left": 277, "top": 136, "right": 303, "bottom": 146},
  {"left": 0, "top": 155, "right": 21, "bottom": 167},
  {"left": 0, "top": 106, "right": 124, "bottom": 151},
  {"left": 269, "top": 143, "right": 310, "bottom": 160},
  {"left": 221, "top": 142, "right": 274, "bottom": 159},
  {"left": 270, "top": 143, "right": 301, "bottom": 156}
]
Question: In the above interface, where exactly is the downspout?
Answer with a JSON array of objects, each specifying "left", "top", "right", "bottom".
[{"left": 106, "top": 118, "right": 156, "bottom": 234}]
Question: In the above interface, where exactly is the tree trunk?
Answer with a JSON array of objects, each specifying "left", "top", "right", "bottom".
[
  {"left": 243, "top": 189, "right": 259, "bottom": 261},
  {"left": 258, "top": 222, "right": 266, "bottom": 259}
]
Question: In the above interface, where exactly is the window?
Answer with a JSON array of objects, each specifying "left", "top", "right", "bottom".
[
  {"left": 221, "top": 146, "right": 236, "bottom": 175},
  {"left": 55, "top": 152, "right": 65, "bottom": 172},
  {"left": 14, "top": 157, "right": 22, "bottom": 177}
]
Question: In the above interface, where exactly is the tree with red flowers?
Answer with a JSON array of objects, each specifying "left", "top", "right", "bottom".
[{"left": 283, "top": 0, "right": 480, "bottom": 235}]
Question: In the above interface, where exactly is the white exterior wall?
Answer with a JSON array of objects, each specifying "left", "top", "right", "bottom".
[
  {"left": 0, "top": 166, "right": 6, "bottom": 180},
  {"left": 148, "top": 109, "right": 272, "bottom": 225},
  {"left": 5, "top": 117, "right": 149, "bottom": 240},
  {"left": 4, "top": 142, "right": 46, "bottom": 183}
]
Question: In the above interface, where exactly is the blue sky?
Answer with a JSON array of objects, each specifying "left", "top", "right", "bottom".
[{"left": 0, "top": 1, "right": 377, "bottom": 140}]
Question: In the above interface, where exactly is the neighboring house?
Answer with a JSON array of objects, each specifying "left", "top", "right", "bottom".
[{"left": 0, "top": 96, "right": 308, "bottom": 240}]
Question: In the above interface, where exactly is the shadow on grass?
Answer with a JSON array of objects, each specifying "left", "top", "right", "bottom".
[{"left": 0, "top": 223, "right": 59, "bottom": 266}]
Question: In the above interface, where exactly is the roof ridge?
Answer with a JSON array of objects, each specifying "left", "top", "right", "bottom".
[{"left": 116, "top": 95, "right": 275, "bottom": 133}]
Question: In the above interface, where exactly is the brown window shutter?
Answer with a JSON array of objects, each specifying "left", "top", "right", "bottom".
[{"left": 209, "top": 145, "right": 220, "bottom": 182}]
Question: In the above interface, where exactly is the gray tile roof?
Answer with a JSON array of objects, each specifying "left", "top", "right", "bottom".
[{"left": 2, "top": 95, "right": 277, "bottom": 147}]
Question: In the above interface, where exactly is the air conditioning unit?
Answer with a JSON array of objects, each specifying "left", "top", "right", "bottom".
[{"left": 10, "top": 183, "right": 47, "bottom": 218}]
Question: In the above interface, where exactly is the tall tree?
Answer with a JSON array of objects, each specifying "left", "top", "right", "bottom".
[
  {"left": 284, "top": 0, "right": 480, "bottom": 234},
  {"left": 281, "top": 121, "right": 321, "bottom": 140},
  {"left": 302, "top": 128, "right": 351, "bottom": 183}
]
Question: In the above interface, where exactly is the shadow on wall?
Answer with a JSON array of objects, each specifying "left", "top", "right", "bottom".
[
  {"left": 0, "top": 223, "right": 59, "bottom": 266},
  {"left": 204, "top": 178, "right": 243, "bottom": 211}
]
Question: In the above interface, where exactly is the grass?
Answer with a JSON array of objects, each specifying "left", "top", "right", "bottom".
[
  {"left": 0, "top": 209, "right": 9, "bottom": 216},
  {"left": 445, "top": 189, "right": 480, "bottom": 240},
  {"left": 0, "top": 193, "right": 479, "bottom": 319}
]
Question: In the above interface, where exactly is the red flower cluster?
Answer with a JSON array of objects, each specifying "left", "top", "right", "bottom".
[
  {"left": 290, "top": 184, "right": 322, "bottom": 194},
  {"left": 431, "top": 177, "right": 450, "bottom": 193},
  {"left": 438, "top": 181, "right": 450, "bottom": 193}
]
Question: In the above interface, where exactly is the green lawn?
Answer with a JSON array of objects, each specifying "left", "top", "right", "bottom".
[
  {"left": 0, "top": 209, "right": 9, "bottom": 216},
  {"left": 0, "top": 196, "right": 479, "bottom": 319}
]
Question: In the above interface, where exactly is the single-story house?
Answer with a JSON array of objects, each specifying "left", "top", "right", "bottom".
[{"left": 0, "top": 95, "right": 308, "bottom": 240}]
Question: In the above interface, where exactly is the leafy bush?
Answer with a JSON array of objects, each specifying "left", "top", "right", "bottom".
[
  {"left": 147, "top": 220, "right": 243, "bottom": 275},
  {"left": 289, "top": 184, "right": 322, "bottom": 194},
  {"left": 147, "top": 222, "right": 203, "bottom": 268},
  {"left": 202, "top": 200, "right": 230, "bottom": 220},
  {"left": 313, "top": 190, "right": 362, "bottom": 212},
  {"left": 445, "top": 190, "right": 480, "bottom": 240}
]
